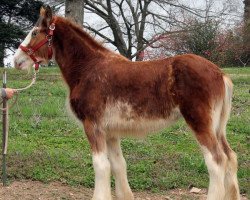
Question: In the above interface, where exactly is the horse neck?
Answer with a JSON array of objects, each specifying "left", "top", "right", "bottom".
[{"left": 52, "top": 18, "right": 105, "bottom": 89}]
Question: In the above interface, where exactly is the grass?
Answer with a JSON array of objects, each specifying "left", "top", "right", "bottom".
[{"left": 0, "top": 67, "right": 249, "bottom": 196}]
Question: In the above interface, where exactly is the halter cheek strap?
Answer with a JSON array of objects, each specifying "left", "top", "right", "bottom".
[{"left": 19, "top": 23, "right": 55, "bottom": 71}]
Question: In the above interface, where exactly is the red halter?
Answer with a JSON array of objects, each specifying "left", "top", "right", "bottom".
[{"left": 19, "top": 23, "right": 55, "bottom": 70}]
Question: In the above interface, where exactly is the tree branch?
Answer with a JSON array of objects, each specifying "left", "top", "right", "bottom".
[{"left": 84, "top": 24, "right": 116, "bottom": 45}]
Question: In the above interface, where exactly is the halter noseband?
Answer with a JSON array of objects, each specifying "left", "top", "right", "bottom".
[{"left": 19, "top": 23, "right": 55, "bottom": 71}]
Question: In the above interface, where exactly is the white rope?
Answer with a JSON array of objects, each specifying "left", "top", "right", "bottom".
[
  {"left": 13, "top": 71, "right": 37, "bottom": 92},
  {"left": 3, "top": 107, "right": 8, "bottom": 154},
  {"left": 0, "top": 70, "right": 37, "bottom": 111},
  {"left": 1, "top": 69, "right": 37, "bottom": 157}
]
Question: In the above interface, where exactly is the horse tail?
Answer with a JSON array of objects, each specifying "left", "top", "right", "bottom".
[{"left": 217, "top": 75, "right": 233, "bottom": 138}]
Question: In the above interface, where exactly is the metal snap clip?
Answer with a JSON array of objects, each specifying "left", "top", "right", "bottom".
[{"left": 49, "top": 23, "right": 55, "bottom": 30}]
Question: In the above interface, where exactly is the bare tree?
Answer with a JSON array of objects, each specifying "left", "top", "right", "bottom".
[
  {"left": 83, "top": 0, "right": 199, "bottom": 60},
  {"left": 65, "top": 0, "right": 84, "bottom": 26},
  {"left": 83, "top": 0, "right": 239, "bottom": 60},
  {"left": 45, "top": 0, "right": 242, "bottom": 61},
  {"left": 244, "top": 0, "right": 250, "bottom": 59}
]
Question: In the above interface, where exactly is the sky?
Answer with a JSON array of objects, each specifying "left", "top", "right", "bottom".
[{"left": 5, "top": 0, "right": 244, "bottom": 66}]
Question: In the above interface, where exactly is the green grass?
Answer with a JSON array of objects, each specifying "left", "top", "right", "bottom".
[{"left": 0, "top": 67, "right": 249, "bottom": 196}]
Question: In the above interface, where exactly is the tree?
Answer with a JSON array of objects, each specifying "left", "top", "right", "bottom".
[
  {"left": 46, "top": 0, "right": 242, "bottom": 61},
  {"left": 83, "top": 0, "right": 205, "bottom": 60},
  {"left": 65, "top": 0, "right": 84, "bottom": 26},
  {"left": 82, "top": 0, "right": 240, "bottom": 60},
  {"left": 183, "top": 20, "right": 219, "bottom": 59},
  {"left": 244, "top": 0, "right": 250, "bottom": 61},
  {"left": 141, "top": 19, "right": 219, "bottom": 60},
  {"left": 0, "top": 0, "right": 43, "bottom": 67},
  {"left": 0, "top": 22, "right": 23, "bottom": 67},
  {"left": 143, "top": 21, "right": 248, "bottom": 67}
]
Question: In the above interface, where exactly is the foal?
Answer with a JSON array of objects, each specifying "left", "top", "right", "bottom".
[{"left": 13, "top": 6, "right": 240, "bottom": 200}]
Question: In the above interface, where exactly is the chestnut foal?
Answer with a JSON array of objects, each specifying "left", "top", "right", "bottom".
[{"left": 13, "top": 6, "right": 240, "bottom": 200}]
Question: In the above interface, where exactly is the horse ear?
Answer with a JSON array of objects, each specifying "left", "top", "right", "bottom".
[{"left": 40, "top": 5, "right": 52, "bottom": 27}]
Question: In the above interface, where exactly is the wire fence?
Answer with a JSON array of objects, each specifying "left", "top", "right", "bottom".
[
  {"left": 1, "top": 70, "right": 248, "bottom": 124},
  {"left": 0, "top": 70, "right": 86, "bottom": 138}
]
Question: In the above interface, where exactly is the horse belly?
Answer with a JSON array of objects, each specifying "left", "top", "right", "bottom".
[{"left": 101, "top": 101, "right": 181, "bottom": 137}]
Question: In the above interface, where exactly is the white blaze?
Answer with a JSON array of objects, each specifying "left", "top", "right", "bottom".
[{"left": 13, "top": 28, "right": 35, "bottom": 70}]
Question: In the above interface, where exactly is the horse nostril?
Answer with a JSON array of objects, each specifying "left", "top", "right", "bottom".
[
  {"left": 14, "top": 60, "right": 18, "bottom": 68},
  {"left": 14, "top": 59, "right": 21, "bottom": 69}
]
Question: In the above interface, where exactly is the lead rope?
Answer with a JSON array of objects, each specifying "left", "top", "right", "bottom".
[
  {"left": 0, "top": 69, "right": 37, "bottom": 111},
  {"left": 13, "top": 70, "right": 37, "bottom": 92}
]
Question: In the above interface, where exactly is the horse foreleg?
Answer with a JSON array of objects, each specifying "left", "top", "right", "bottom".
[
  {"left": 83, "top": 119, "right": 112, "bottom": 200},
  {"left": 107, "top": 137, "right": 134, "bottom": 200}
]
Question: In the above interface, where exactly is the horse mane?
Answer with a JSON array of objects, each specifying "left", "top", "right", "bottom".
[{"left": 54, "top": 16, "right": 110, "bottom": 53}]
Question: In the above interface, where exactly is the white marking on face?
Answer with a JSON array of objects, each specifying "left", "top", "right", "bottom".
[
  {"left": 102, "top": 101, "right": 181, "bottom": 137},
  {"left": 13, "top": 28, "right": 35, "bottom": 70},
  {"left": 23, "top": 27, "right": 35, "bottom": 46}
]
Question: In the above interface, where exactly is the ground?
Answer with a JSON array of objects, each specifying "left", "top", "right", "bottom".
[
  {"left": 1, "top": 180, "right": 206, "bottom": 200},
  {"left": 0, "top": 180, "right": 248, "bottom": 200}
]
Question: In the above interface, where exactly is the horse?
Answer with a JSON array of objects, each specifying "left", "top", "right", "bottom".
[{"left": 13, "top": 5, "right": 240, "bottom": 200}]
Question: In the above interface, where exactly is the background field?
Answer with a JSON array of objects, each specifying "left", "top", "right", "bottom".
[{"left": 0, "top": 67, "right": 249, "bottom": 197}]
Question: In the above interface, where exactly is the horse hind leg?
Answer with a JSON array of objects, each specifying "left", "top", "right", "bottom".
[
  {"left": 181, "top": 103, "right": 227, "bottom": 200},
  {"left": 199, "top": 133, "right": 227, "bottom": 200},
  {"left": 219, "top": 136, "right": 240, "bottom": 200},
  {"left": 215, "top": 76, "right": 240, "bottom": 200}
]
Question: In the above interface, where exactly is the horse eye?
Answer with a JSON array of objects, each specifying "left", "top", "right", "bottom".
[{"left": 32, "top": 30, "right": 38, "bottom": 37}]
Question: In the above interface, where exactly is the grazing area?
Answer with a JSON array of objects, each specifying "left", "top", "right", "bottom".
[{"left": 0, "top": 67, "right": 249, "bottom": 198}]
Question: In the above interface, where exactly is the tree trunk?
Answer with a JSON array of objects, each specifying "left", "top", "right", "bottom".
[
  {"left": 65, "top": 0, "right": 84, "bottom": 26},
  {"left": 244, "top": 0, "right": 250, "bottom": 57},
  {"left": 0, "top": 43, "right": 5, "bottom": 67},
  {"left": 135, "top": 1, "right": 150, "bottom": 61}
]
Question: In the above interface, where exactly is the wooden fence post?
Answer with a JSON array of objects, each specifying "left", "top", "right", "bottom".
[{"left": 2, "top": 70, "right": 8, "bottom": 186}]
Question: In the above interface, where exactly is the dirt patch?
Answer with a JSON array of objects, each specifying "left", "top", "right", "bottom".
[{"left": 0, "top": 180, "right": 248, "bottom": 200}]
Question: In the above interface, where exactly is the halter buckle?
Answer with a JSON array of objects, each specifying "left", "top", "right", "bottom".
[
  {"left": 49, "top": 23, "right": 55, "bottom": 31},
  {"left": 46, "top": 35, "right": 53, "bottom": 47},
  {"left": 46, "top": 35, "right": 53, "bottom": 41},
  {"left": 27, "top": 49, "right": 34, "bottom": 55}
]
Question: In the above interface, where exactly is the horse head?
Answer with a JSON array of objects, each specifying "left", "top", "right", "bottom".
[{"left": 14, "top": 5, "right": 54, "bottom": 70}]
